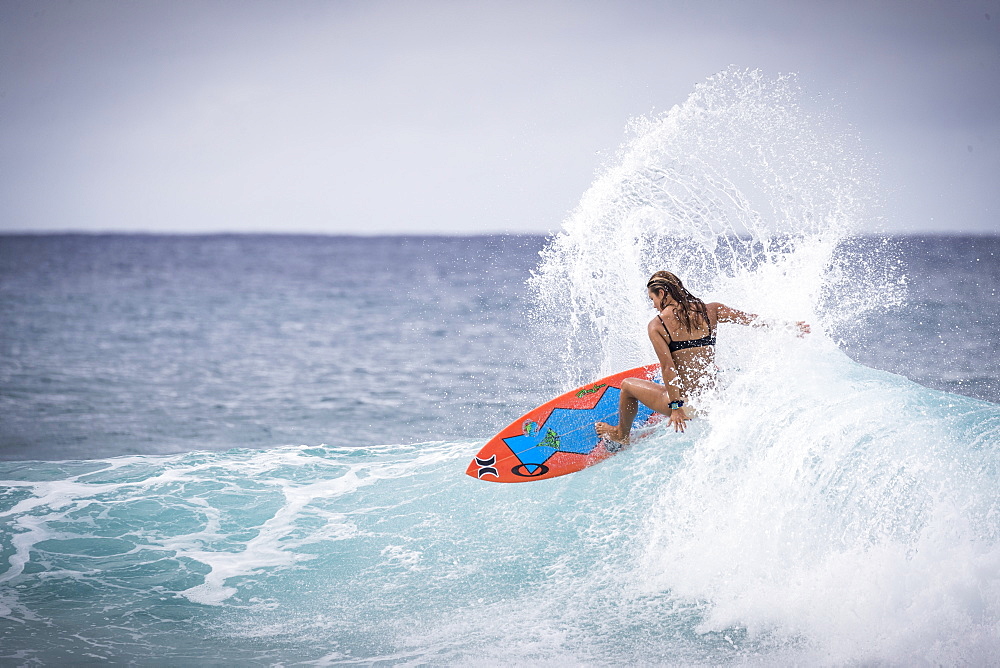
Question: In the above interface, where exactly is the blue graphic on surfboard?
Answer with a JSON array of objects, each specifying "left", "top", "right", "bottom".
[{"left": 467, "top": 364, "right": 662, "bottom": 482}]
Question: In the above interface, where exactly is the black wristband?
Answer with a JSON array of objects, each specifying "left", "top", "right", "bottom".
[{"left": 669, "top": 399, "right": 684, "bottom": 410}]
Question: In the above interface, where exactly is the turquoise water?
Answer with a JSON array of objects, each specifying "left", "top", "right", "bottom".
[
  {"left": 2, "top": 350, "right": 998, "bottom": 664},
  {"left": 2, "top": 69, "right": 999, "bottom": 664}
]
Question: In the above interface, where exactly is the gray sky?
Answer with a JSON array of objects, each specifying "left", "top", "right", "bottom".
[{"left": 1, "top": 0, "right": 998, "bottom": 235}]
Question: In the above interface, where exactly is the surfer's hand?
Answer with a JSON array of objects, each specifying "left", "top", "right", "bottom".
[
  {"left": 668, "top": 410, "right": 689, "bottom": 433},
  {"left": 795, "top": 321, "right": 811, "bottom": 336}
]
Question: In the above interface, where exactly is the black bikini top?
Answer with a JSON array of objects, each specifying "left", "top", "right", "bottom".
[{"left": 658, "top": 313, "right": 716, "bottom": 352}]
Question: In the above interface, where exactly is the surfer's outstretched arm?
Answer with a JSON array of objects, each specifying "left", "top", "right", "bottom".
[{"left": 712, "top": 303, "right": 811, "bottom": 336}]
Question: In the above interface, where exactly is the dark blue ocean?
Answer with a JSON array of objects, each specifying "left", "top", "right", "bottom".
[
  {"left": 2, "top": 71, "right": 999, "bottom": 665},
  {"left": 0, "top": 234, "right": 558, "bottom": 462},
  {"left": 2, "top": 233, "right": 998, "bottom": 464}
]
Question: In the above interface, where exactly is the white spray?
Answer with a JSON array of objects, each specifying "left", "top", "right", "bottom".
[{"left": 528, "top": 68, "right": 999, "bottom": 663}]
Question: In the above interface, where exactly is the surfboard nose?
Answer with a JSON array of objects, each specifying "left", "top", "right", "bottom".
[{"left": 467, "top": 454, "right": 500, "bottom": 480}]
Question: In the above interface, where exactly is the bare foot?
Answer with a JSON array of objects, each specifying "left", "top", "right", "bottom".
[{"left": 595, "top": 422, "right": 629, "bottom": 444}]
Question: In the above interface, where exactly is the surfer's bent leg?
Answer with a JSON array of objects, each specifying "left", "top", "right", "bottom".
[{"left": 596, "top": 378, "right": 674, "bottom": 443}]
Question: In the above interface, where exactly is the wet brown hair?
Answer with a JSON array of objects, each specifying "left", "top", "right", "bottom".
[{"left": 646, "top": 270, "right": 710, "bottom": 332}]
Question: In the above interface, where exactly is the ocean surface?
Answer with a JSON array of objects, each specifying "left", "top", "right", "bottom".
[{"left": 2, "top": 70, "right": 1000, "bottom": 665}]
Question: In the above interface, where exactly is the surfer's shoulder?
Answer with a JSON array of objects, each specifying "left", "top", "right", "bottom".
[
  {"left": 647, "top": 310, "right": 672, "bottom": 340},
  {"left": 649, "top": 304, "right": 676, "bottom": 326},
  {"left": 703, "top": 302, "right": 721, "bottom": 322}
]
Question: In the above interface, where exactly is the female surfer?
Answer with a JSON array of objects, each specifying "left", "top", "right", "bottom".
[{"left": 595, "top": 270, "right": 810, "bottom": 442}]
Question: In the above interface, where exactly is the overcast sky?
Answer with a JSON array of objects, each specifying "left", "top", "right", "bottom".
[{"left": 1, "top": 0, "right": 998, "bottom": 235}]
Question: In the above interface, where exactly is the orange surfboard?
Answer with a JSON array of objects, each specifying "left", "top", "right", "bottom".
[{"left": 467, "top": 364, "right": 661, "bottom": 483}]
